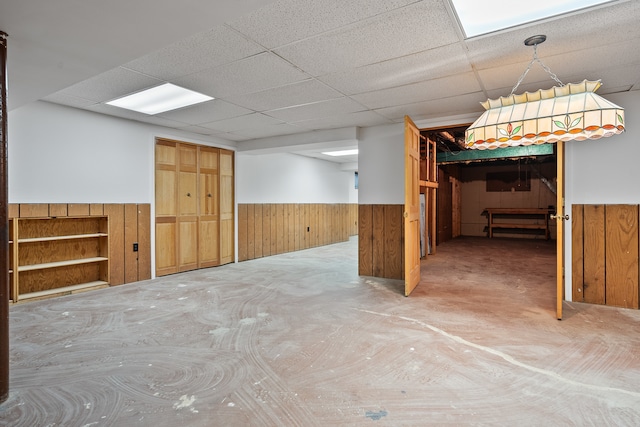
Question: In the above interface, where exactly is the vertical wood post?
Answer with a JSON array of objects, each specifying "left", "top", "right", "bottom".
[{"left": 0, "top": 30, "right": 9, "bottom": 403}]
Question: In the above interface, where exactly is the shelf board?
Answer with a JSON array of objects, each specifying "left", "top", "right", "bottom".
[
  {"left": 18, "top": 281, "right": 109, "bottom": 301},
  {"left": 18, "top": 257, "right": 108, "bottom": 272},
  {"left": 18, "top": 233, "right": 108, "bottom": 243}
]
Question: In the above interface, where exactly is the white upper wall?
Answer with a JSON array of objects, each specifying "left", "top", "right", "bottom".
[
  {"left": 358, "top": 123, "right": 405, "bottom": 205},
  {"left": 236, "top": 152, "right": 352, "bottom": 203},
  {"left": 566, "top": 91, "right": 640, "bottom": 204},
  {"left": 8, "top": 101, "right": 234, "bottom": 203}
]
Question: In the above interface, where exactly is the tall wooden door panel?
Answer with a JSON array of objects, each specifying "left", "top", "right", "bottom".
[
  {"left": 219, "top": 149, "right": 234, "bottom": 265},
  {"left": 404, "top": 116, "right": 421, "bottom": 296},
  {"left": 555, "top": 141, "right": 565, "bottom": 320},
  {"left": 199, "top": 147, "right": 219, "bottom": 268},
  {"left": 155, "top": 141, "right": 179, "bottom": 276},
  {"left": 178, "top": 144, "right": 198, "bottom": 272}
]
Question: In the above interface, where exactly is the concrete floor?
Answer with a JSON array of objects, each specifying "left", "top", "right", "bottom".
[{"left": 2, "top": 236, "right": 640, "bottom": 426}]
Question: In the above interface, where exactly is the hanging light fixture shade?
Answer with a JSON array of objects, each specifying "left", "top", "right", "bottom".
[
  {"left": 465, "top": 36, "right": 625, "bottom": 150},
  {"left": 465, "top": 80, "right": 625, "bottom": 150}
]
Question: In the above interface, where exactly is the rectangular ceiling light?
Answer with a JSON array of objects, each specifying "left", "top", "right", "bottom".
[
  {"left": 322, "top": 149, "right": 359, "bottom": 156},
  {"left": 451, "top": 0, "right": 613, "bottom": 38},
  {"left": 106, "top": 83, "right": 213, "bottom": 115}
]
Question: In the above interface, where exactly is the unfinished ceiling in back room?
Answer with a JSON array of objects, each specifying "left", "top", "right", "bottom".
[{"left": 3, "top": 0, "right": 640, "bottom": 152}]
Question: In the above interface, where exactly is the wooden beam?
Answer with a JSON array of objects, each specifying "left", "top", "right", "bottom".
[
  {"left": 420, "top": 180, "right": 439, "bottom": 189},
  {"left": 437, "top": 144, "right": 554, "bottom": 164}
]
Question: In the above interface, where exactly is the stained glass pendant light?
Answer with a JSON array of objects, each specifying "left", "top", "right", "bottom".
[{"left": 465, "top": 35, "right": 625, "bottom": 150}]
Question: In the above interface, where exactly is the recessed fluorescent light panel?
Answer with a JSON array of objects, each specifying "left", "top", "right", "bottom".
[
  {"left": 451, "top": 0, "right": 612, "bottom": 38},
  {"left": 322, "top": 149, "right": 359, "bottom": 156},
  {"left": 106, "top": 83, "right": 213, "bottom": 115}
]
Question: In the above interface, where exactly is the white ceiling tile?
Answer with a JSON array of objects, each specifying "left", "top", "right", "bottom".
[
  {"left": 318, "top": 43, "right": 471, "bottom": 95},
  {"left": 232, "top": 123, "right": 310, "bottom": 139},
  {"left": 157, "top": 99, "right": 253, "bottom": 125},
  {"left": 292, "top": 110, "right": 393, "bottom": 131},
  {"left": 548, "top": 45, "right": 640, "bottom": 90},
  {"left": 54, "top": 67, "right": 163, "bottom": 102},
  {"left": 175, "top": 125, "right": 223, "bottom": 136},
  {"left": 352, "top": 72, "right": 482, "bottom": 109},
  {"left": 86, "top": 103, "right": 191, "bottom": 127},
  {"left": 123, "top": 25, "right": 265, "bottom": 80},
  {"left": 264, "top": 97, "right": 366, "bottom": 122},
  {"left": 200, "top": 113, "right": 284, "bottom": 133},
  {"left": 223, "top": 79, "right": 343, "bottom": 111},
  {"left": 274, "top": 1, "right": 460, "bottom": 76},
  {"left": 478, "top": 62, "right": 558, "bottom": 94},
  {"left": 42, "top": 93, "right": 98, "bottom": 109},
  {"left": 172, "top": 52, "right": 311, "bottom": 99},
  {"left": 375, "top": 92, "right": 487, "bottom": 122},
  {"left": 478, "top": 36, "right": 639, "bottom": 97},
  {"left": 465, "top": 1, "right": 640, "bottom": 71},
  {"left": 228, "top": 0, "right": 420, "bottom": 49},
  {"left": 477, "top": 38, "right": 640, "bottom": 93},
  {"left": 216, "top": 132, "right": 252, "bottom": 142}
]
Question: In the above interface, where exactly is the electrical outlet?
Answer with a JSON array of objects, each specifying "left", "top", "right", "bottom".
[{"left": 133, "top": 243, "right": 139, "bottom": 252}]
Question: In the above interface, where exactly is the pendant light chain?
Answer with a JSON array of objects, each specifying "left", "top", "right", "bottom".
[{"left": 509, "top": 44, "right": 564, "bottom": 96}]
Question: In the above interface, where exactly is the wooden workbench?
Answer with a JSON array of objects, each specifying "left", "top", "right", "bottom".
[{"left": 484, "top": 208, "right": 551, "bottom": 239}]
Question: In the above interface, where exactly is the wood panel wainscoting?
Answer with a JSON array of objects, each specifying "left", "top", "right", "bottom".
[
  {"left": 358, "top": 204, "right": 404, "bottom": 280},
  {"left": 572, "top": 204, "right": 639, "bottom": 309},
  {"left": 237, "top": 203, "right": 357, "bottom": 262},
  {"left": 8, "top": 203, "right": 151, "bottom": 303}
]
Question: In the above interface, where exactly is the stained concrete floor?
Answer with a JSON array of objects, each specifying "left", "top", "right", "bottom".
[{"left": 2, "top": 236, "right": 640, "bottom": 426}]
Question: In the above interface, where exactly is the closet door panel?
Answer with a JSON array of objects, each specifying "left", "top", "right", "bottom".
[
  {"left": 199, "top": 147, "right": 220, "bottom": 267},
  {"left": 179, "top": 172, "right": 197, "bottom": 216},
  {"left": 155, "top": 140, "right": 178, "bottom": 276},
  {"left": 219, "top": 149, "right": 234, "bottom": 265},
  {"left": 179, "top": 219, "right": 198, "bottom": 272},
  {"left": 199, "top": 146, "right": 219, "bottom": 216},
  {"left": 200, "top": 218, "right": 220, "bottom": 268},
  {"left": 177, "top": 144, "right": 198, "bottom": 271}
]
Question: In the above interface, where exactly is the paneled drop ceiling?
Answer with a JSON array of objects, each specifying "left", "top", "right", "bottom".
[{"left": 3, "top": 0, "right": 640, "bottom": 161}]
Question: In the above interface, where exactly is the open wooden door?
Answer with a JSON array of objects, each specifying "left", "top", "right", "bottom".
[
  {"left": 554, "top": 141, "right": 566, "bottom": 320},
  {"left": 404, "top": 116, "right": 421, "bottom": 296}
]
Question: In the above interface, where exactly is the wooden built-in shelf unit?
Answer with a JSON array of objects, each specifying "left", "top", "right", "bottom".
[{"left": 11, "top": 216, "right": 110, "bottom": 302}]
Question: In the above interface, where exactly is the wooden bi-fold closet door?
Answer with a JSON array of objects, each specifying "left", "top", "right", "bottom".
[
  {"left": 155, "top": 139, "right": 234, "bottom": 277},
  {"left": 198, "top": 146, "right": 220, "bottom": 269}
]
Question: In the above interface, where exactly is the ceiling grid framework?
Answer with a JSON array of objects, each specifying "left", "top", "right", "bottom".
[{"left": 2, "top": 0, "right": 638, "bottom": 159}]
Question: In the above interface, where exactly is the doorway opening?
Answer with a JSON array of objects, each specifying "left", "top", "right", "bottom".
[{"left": 419, "top": 124, "right": 558, "bottom": 312}]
